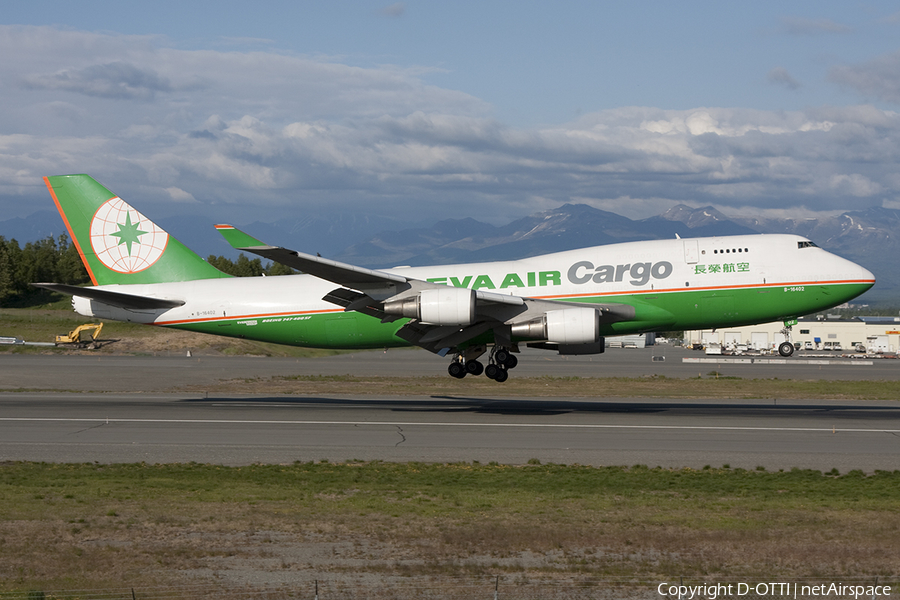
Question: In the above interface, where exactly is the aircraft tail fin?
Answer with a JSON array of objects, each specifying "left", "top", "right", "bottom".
[{"left": 44, "top": 174, "right": 229, "bottom": 285}]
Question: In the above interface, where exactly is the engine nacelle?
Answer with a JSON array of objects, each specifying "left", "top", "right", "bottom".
[
  {"left": 383, "top": 287, "right": 476, "bottom": 325},
  {"left": 547, "top": 307, "right": 600, "bottom": 344},
  {"left": 511, "top": 307, "right": 600, "bottom": 345}
]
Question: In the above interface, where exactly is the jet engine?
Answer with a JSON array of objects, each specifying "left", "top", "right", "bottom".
[
  {"left": 383, "top": 287, "right": 476, "bottom": 325},
  {"left": 511, "top": 306, "right": 600, "bottom": 344}
]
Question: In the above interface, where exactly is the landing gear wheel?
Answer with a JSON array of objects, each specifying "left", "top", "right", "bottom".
[
  {"left": 448, "top": 362, "right": 466, "bottom": 378},
  {"left": 465, "top": 360, "right": 484, "bottom": 376},
  {"left": 504, "top": 354, "right": 518, "bottom": 369},
  {"left": 494, "top": 368, "right": 509, "bottom": 383},
  {"left": 779, "top": 322, "right": 796, "bottom": 357},
  {"left": 485, "top": 363, "right": 501, "bottom": 380},
  {"left": 494, "top": 348, "right": 510, "bottom": 365}
]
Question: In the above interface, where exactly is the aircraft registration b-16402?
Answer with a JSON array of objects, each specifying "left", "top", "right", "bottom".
[{"left": 34, "top": 174, "right": 875, "bottom": 382}]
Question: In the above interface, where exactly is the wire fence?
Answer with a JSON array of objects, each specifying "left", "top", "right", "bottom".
[{"left": 1, "top": 577, "right": 896, "bottom": 600}]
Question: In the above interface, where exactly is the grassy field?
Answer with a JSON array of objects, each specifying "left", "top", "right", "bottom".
[
  {"left": 0, "top": 308, "right": 349, "bottom": 358},
  {"left": 0, "top": 461, "right": 898, "bottom": 591}
]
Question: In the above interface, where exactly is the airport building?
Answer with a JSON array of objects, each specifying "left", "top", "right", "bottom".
[{"left": 686, "top": 316, "right": 900, "bottom": 354}]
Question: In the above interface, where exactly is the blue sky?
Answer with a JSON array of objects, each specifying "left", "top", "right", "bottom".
[{"left": 2, "top": 1, "right": 900, "bottom": 228}]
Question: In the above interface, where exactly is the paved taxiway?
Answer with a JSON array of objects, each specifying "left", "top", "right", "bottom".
[
  {"left": 1, "top": 347, "right": 898, "bottom": 471},
  {"left": 2, "top": 346, "right": 898, "bottom": 392}
]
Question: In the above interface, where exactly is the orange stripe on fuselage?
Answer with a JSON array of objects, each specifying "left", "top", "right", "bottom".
[
  {"left": 154, "top": 307, "right": 344, "bottom": 326},
  {"left": 44, "top": 176, "right": 99, "bottom": 286},
  {"left": 533, "top": 278, "right": 876, "bottom": 300}
]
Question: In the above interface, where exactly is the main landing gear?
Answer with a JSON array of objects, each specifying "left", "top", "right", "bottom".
[{"left": 447, "top": 345, "right": 518, "bottom": 382}]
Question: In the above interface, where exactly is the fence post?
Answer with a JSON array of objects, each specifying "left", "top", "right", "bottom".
[
  {"left": 315, "top": 579, "right": 319, "bottom": 600},
  {"left": 494, "top": 575, "right": 499, "bottom": 600}
]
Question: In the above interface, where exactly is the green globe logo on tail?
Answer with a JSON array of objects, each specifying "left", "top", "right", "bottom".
[{"left": 90, "top": 197, "right": 169, "bottom": 273}]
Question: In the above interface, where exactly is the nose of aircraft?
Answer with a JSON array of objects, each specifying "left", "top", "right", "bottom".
[
  {"left": 857, "top": 263, "right": 876, "bottom": 287},
  {"left": 825, "top": 250, "right": 875, "bottom": 285},
  {"left": 845, "top": 256, "right": 875, "bottom": 287},
  {"left": 827, "top": 253, "right": 875, "bottom": 302}
]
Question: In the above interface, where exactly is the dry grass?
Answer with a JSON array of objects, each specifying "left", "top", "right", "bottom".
[{"left": 1, "top": 462, "right": 898, "bottom": 592}]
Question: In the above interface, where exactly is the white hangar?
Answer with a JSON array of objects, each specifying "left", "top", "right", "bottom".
[{"left": 686, "top": 316, "right": 900, "bottom": 354}]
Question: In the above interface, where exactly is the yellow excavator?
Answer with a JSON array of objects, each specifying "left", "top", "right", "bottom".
[{"left": 56, "top": 323, "right": 103, "bottom": 349}]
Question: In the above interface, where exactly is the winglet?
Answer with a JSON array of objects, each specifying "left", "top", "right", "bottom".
[{"left": 214, "top": 224, "right": 267, "bottom": 249}]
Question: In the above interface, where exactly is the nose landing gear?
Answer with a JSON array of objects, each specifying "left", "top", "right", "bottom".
[{"left": 778, "top": 323, "right": 795, "bottom": 357}]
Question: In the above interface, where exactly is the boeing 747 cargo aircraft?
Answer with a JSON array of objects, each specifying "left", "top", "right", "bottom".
[{"left": 34, "top": 175, "right": 875, "bottom": 382}]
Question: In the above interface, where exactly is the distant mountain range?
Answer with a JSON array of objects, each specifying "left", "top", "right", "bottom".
[
  {"left": 336, "top": 203, "right": 762, "bottom": 267},
  {"left": 335, "top": 203, "right": 897, "bottom": 304},
  {"left": 3, "top": 203, "right": 896, "bottom": 304}
]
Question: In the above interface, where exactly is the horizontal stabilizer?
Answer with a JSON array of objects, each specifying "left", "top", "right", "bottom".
[{"left": 31, "top": 283, "right": 185, "bottom": 310}]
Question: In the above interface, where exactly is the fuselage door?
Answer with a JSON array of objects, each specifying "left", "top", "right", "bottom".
[{"left": 683, "top": 240, "right": 699, "bottom": 264}]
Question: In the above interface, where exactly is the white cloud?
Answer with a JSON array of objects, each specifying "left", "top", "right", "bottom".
[
  {"left": 780, "top": 17, "right": 853, "bottom": 35},
  {"left": 829, "top": 51, "right": 900, "bottom": 105},
  {"left": 164, "top": 187, "right": 198, "bottom": 203},
  {"left": 379, "top": 3, "right": 406, "bottom": 17},
  {"left": 767, "top": 67, "right": 801, "bottom": 91},
  {"left": 828, "top": 174, "right": 882, "bottom": 197},
  {"left": 3, "top": 25, "right": 900, "bottom": 225},
  {"left": 23, "top": 62, "right": 175, "bottom": 99}
]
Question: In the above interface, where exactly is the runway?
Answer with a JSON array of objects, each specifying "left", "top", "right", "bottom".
[
  {"left": 1, "top": 348, "right": 899, "bottom": 471},
  {"left": 2, "top": 392, "right": 899, "bottom": 472}
]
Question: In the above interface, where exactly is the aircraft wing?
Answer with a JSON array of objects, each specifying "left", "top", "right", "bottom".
[
  {"left": 215, "top": 224, "right": 407, "bottom": 287},
  {"left": 215, "top": 224, "right": 524, "bottom": 306},
  {"left": 215, "top": 224, "right": 632, "bottom": 354},
  {"left": 31, "top": 283, "right": 185, "bottom": 310}
]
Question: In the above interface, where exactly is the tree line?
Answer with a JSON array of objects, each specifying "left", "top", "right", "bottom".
[
  {"left": 0, "top": 235, "right": 294, "bottom": 305},
  {"left": 0, "top": 235, "right": 88, "bottom": 304}
]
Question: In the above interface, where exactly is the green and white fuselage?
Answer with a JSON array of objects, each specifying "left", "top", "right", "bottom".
[
  {"left": 72, "top": 236, "right": 872, "bottom": 347},
  {"left": 36, "top": 174, "right": 875, "bottom": 380}
]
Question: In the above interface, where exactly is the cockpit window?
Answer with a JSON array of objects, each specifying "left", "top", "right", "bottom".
[{"left": 798, "top": 241, "right": 819, "bottom": 249}]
